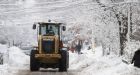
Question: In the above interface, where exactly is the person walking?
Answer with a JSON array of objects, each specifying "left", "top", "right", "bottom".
[{"left": 76, "top": 40, "right": 82, "bottom": 54}]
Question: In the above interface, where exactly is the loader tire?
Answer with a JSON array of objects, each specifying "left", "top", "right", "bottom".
[
  {"left": 30, "top": 50, "right": 39, "bottom": 71},
  {"left": 59, "top": 50, "right": 69, "bottom": 72}
]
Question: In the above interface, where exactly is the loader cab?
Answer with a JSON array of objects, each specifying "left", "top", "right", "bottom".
[
  {"left": 33, "top": 22, "right": 66, "bottom": 39},
  {"left": 33, "top": 22, "right": 66, "bottom": 53},
  {"left": 39, "top": 23, "right": 59, "bottom": 36}
]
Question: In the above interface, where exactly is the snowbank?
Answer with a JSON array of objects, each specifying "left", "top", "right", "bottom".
[
  {"left": 69, "top": 46, "right": 139, "bottom": 75},
  {"left": 0, "top": 64, "right": 8, "bottom": 75},
  {"left": 69, "top": 46, "right": 102, "bottom": 71},
  {"left": 0, "top": 44, "right": 8, "bottom": 53},
  {"left": 81, "top": 56, "right": 126, "bottom": 75},
  {"left": 94, "top": 46, "right": 103, "bottom": 57},
  {"left": 0, "top": 45, "right": 30, "bottom": 75},
  {"left": 8, "top": 46, "right": 29, "bottom": 69}
]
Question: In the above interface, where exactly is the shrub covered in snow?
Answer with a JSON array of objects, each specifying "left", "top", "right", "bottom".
[{"left": 123, "top": 40, "right": 140, "bottom": 63}]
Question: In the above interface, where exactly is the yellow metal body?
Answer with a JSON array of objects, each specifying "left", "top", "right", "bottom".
[{"left": 35, "top": 35, "right": 61, "bottom": 63}]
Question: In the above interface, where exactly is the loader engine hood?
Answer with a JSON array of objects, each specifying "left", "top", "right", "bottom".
[
  {"left": 39, "top": 35, "right": 59, "bottom": 54},
  {"left": 42, "top": 38, "right": 55, "bottom": 53}
]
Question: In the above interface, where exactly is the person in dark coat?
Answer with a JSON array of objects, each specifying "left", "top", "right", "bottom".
[
  {"left": 76, "top": 40, "right": 82, "bottom": 54},
  {"left": 131, "top": 49, "right": 140, "bottom": 68}
]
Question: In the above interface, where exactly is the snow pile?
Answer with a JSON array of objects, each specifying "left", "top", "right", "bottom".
[
  {"left": 0, "top": 64, "right": 8, "bottom": 75},
  {"left": 0, "top": 44, "right": 8, "bottom": 54},
  {"left": 0, "top": 45, "right": 30, "bottom": 75},
  {"left": 94, "top": 46, "right": 103, "bottom": 57},
  {"left": 69, "top": 46, "right": 139, "bottom": 75},
  {"left": 0, "top": 44, "right": 8, "bottom": 75},
  {"left": 69, "top": 46, "right": 102, "bottom": 71},
  {"left": 8, "top": 46, "right": 29, "bottom": 69},
  {"left": 0, "top": 44, "right": 8, "bottom": 64},
  {"left": 81, "top": 56, "right": 128, "bottom": 75}
]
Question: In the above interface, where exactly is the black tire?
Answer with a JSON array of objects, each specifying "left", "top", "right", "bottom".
[
  {"left": 59, "top": 50, "right": 69, "bottom": 72},
  {"left": 30, "top": 50, "right": 39, "bottom": 71},
  {"left": 67, "top": 51, "right": 69, "bottom": 68}
]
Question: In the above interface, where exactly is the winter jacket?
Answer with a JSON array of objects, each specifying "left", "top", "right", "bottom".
[{"left": 132, "top": 50, "right": 140, "bottom": 68}]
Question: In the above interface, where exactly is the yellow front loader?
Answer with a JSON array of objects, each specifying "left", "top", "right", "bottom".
[{"left": 30, "top": 22, "right": 69, "bottom": 72}]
